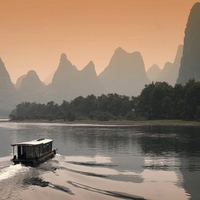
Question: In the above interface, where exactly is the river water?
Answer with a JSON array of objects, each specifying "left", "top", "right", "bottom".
[{"left": 0, "top": 122, "right": 200, "bottom": 200}]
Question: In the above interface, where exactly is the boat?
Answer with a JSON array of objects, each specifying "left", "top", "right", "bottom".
[{"left": 11, "top": 138, "right": 56, "bottom": 167}]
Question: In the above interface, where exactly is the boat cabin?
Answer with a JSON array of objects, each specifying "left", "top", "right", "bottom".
[{"left": 11, "top": 138, "right": 56, "bottom": 166}]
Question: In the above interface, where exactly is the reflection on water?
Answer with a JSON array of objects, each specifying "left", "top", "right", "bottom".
[{"left": 0, "top": 123, "right": 200, "bottom": 199}]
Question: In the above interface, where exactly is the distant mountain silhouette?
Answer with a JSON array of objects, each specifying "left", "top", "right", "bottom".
[
  {"left": 51, "top": 53, "right": 79, "bottom": 86},
  {"left": 78, "top": 61, "right": 104, "bottom": 97},
  {"left": 98, "top": 47, "right": 149, "bottom": 96},
  {"left": 47, "top": 54, "right": 104, "bottom": 103},
  {"left": 156, "top": 45, "right": 183, "bottom": 85},
  {"left": 177, "top": 3, "right": 200, "bottom": 84},
  {"left": 147, "top": 64, "right": 161, "bottom": 82},
  {"left": 0, "top": 44, "right": 187, "bottom": 116},
  {"left": 47, "top": 53, "right": 79, "bottom": 103},
  {"left": 15, "top": 74, "right": 26, "bottom": 89},
  {"left": 18, "top": 70, "right": 46, "bottom": 102},
  {"left": 0, "top": 58, "right": 15, "bottom": 90},
  {"left": 43, "top": 71, "right": 55, "bottom": 85},
  {"left": 0, "top": 58, "right": 19, "bottom": 116}
]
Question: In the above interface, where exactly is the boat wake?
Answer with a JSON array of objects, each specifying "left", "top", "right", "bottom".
[
  {"left": 0, "top": 164, "right": 28, "bottom": 181},
  {"left": 0, "top": 160, "right": 30, "bottom": 200},
  {"left": 0, "top": 154, "right": 147, "bottom": 200}
]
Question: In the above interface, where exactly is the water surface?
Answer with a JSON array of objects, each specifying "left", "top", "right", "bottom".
[{"left": 0, "top": 122, "right": 200, "bottom": 200}]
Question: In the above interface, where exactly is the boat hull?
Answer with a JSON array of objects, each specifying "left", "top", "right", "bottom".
[{"left": 12, "top": 149, "right": 56, "bottom": 167}]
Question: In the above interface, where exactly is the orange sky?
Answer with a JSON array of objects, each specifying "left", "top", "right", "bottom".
[{"left": 0, "top": 0, "right": 198, "bottom": 83}]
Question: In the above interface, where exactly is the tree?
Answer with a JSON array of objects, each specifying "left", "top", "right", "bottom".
[
  {"left": 172, "top": 84, "right": 185, "bottom": 119},
  {"left": 137, "top": 83, "right": 155, "bottom": 119},
  {"left": 184, "top": 80, "right": 200, "bottom": 120},
  {"left": 137, "top": 82, "right": 173, "bottom": 119}
]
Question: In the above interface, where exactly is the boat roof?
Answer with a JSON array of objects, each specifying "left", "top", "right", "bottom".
[{"left": 11, "top": 138, "right": 53, "bottom": 146}]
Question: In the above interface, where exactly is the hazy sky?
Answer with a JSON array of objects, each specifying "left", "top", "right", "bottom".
[{"left": 0, "top": 0, "right": 198, "bottom": 83}]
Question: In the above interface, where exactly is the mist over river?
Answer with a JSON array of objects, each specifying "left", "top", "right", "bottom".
[{"left": 0, "top": 122, "right": 200, "bottom": 200}]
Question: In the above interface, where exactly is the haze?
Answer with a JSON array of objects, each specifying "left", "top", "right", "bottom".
[{"left": 0, "top": 0, "right": 197, "bottom": 83}]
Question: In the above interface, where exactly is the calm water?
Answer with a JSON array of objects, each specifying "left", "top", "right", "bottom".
[{"left": 0, "top": 122, "right": 200, "bottom": 200}]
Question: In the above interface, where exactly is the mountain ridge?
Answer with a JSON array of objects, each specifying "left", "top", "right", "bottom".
[
  {"left": 99, "top": 47, "right": 149, "bottom": 96},
  {"left": 177, "top": 2, "right": 200, "bottom": 84},
  {"left": 0, "top": 45, "right": 184, "bottom": 116}
]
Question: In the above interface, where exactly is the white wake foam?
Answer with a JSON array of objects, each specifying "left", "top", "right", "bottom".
[{"left": 0, "top": 164, "right": 28, "bottom": 181}]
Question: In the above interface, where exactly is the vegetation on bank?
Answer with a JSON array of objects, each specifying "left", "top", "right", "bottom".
[{"left": 9, "top": 80, "right": 200, "bottom": 122}]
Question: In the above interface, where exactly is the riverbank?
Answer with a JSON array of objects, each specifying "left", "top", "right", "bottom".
[{"left": 8, "top": 119, "right": 200, "bottom": 126}]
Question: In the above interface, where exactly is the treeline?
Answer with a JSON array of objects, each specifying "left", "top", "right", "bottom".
[{"left": 9, "top": 80, "right": 200, "bottom": 121}]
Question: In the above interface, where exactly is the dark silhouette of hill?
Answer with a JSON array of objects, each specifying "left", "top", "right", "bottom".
[
  {"left": 0, "top": 44, "right": 187, "bottom": 116},
  {"left": 0, "top": 58, "right": 15, "bottom": 90},
  {"left": 47, "top": 53, "right": 79, "bottom": 103},
  {"left": 47, "top": 54, "right": 104, "bottom": 103},
  {"left": 43, "top": 71, "right": 55, "bottom": 85},
  {"left": 147, "top": 64, "right": 161, "bottom": 82},
  {"left": 78, "top": 61, "right": 105, "bottom": 97},
  {"left": 98, "top": 47, "right": 149, "bottom": 96},
  {"left": 177, "top": 3, "right": 200, "bottom": 84},
  {"left": 18, "top": 70, "right": 46, "bottom": 102},
  {"left": 147, "top": 45, "right": 183, "bottom": 85},
  {"left": 156, "top": 45, "right": 183, "bottom": 85},
  {"left": 51, "top": 53, "right": 79, "bottom": 86},
  {"left": 15, "top": 74, "right": 26, "bottom": 89},
  {"left": 0, "top": 58, "right": 19, "bottom": 116}
]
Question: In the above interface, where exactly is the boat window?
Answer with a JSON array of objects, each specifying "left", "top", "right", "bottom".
[
  {"left": 34, "top": 146, "right": 39, "bottom": 158},
  {"left": 49, "top": 142, "right": 52, "bottom": 150},
  {"left": 40, "top": 144, "right": 43, "bottom": 156},
  {"left": 46, "top": 143, "right": 50, "bottom": 151},
  {"left": 17, "top": 146, "right": 27, "bottom": 159},
  {"left": 26, "top": 146, "right": 34, "bottom": 158},
  {"left": 17, "top": 146, "right": 22, "bottom": 159},
  {"left": 41, "top": 142, "right": 52, "bottom": 154}
]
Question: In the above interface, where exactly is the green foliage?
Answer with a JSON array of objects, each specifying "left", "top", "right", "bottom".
[
  {"left": 92, "top": 111, "right": 114, "bottom": 121},
  {"left": 9, "top": 80, "right": 200, "bottom": 121},
  {"left": 137, "top": 82, "right": 173, "bottom": 119},
  {"left": 137, "top": 80, "right": 200, "bottom": 120},
  {"left": 9, "top": 93, "right": 135, "bottom": 121}
]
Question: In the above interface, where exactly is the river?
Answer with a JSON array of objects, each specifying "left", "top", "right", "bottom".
[{"left": 0, "top": 122, "right": 200, "bottom": 200}]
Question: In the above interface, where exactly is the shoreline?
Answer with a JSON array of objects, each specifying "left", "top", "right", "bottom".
[{"left": 7, "top": 119, "right": 200, "bottom": 127}]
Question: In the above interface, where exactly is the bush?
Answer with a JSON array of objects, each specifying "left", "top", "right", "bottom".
[{"left": 94, "top": 111, "right": 114, "bottom": 121}]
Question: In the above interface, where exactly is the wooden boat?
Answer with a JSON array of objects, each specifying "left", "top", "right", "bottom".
[{"left": 11, "top": 138, "right": 56, "bottom": 167}]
